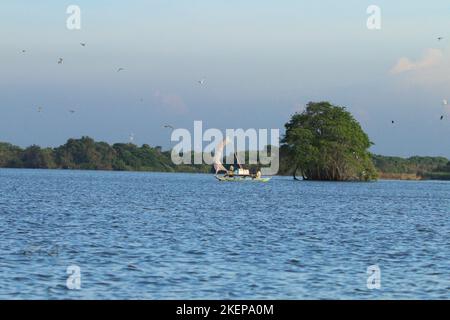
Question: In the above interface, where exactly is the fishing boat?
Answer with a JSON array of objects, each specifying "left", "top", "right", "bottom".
[
  {"left": 213, "top": 138, "right": 271, "bottom": 182},
  {"left": 215, "top": 175, "right": 271, "bottom": 182}
]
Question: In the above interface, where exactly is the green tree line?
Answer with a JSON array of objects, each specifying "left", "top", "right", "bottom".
[
  {"left": 2, "top": 136, "right": 449, "bottom": 179},
  {"left": 0, "top": 137, "right": 211, "bottom": 173},
  {"left": 2, "top": 102, "right": 450, "bottom": 180}
]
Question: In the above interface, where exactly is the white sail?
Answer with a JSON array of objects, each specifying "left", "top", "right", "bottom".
[
  {"left": 213, "top": 138, "right": 230, "bottom": 174},
  {"left": 214, "top": 162, "right": 227, "bottom": 174}
]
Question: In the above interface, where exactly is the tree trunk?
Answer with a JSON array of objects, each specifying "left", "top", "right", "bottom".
[{"left": 293, "top": 165, "right": 301, "bottom": 181}]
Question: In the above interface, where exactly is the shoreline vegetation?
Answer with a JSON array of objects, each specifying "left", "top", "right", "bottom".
[
  {"left": 1, "top": 136, "right": 450, "bottom": 180},
  {"left": 2, "top": 102, "right": 450, "bottom": 181}
]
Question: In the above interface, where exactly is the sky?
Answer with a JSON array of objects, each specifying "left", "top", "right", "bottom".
[{"left": 1, "top": 0, "right": 450, "bottom": 157}]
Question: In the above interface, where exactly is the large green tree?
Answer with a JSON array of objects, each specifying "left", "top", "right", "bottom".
[{"left": 282, "top": 101, "right": 377, "bottom": 181}]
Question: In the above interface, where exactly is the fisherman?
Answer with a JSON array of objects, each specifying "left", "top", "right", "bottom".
[{"left": 227, "top": 165, "right": 235, "bottom": 177}]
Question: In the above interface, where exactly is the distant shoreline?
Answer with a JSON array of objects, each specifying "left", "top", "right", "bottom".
[
  {"left": 377, "top": 172, "right": 422, "bottom": 180},
  {"left": 0, "top": 167, "right": 449, "bottom": 181},
  {"left": 2, "top": 137, "right": 450, "bottom": 181}
]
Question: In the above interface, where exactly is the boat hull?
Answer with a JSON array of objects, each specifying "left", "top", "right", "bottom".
[{"left": 215, "top": 176, "right": 271, "bottom": 182}]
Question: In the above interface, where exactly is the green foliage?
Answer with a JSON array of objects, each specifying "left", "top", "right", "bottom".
[
  {"left": 22, "top": 145, "right": 56, "bottom": 169},
  {"left": 0, "top": 142, "right": 23, "bottom": 168},
  {"left": 1, "top": 114, "right": 450, "bottom": 180},
  {"left": 54, "top": 136, "right": 114, "bottom": 170},
  {"left": 422, "top": 171, "right": 450, "bottom": 180},
  {"left": 282, "top": 101, "right": 378, "bottom": 181},
  {"left": 371, "top": 155, "right": 448, "bottom": 176},
  {"left": 112, "top": 143, "right": 174, "bottom": 171},
  {"left": 420, "top": 159, "right": 450, "bottom": 180},
  {"left": 0, "top": 137, "right": 210, "bottom": 173}
]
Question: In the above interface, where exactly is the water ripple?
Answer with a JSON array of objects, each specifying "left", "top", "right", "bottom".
[{"left": 0, "top": 169, "right": 449, "bottom": 299}]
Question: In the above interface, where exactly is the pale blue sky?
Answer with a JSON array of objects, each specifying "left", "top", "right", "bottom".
[{"left": 1, "top": 1, "right": 450, "bottom": 156}]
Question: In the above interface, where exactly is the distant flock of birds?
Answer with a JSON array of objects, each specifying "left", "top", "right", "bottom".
[
  {"left": 22, "top": 36, "right": 449, "bottom": 139},
  {"left": 23, "top": 41, "right": 206, "bottom": 141}
]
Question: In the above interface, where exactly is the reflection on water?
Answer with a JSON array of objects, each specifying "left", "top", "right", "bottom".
[{"left": 0, "top": 169, "right": 449, "bottom": 299}]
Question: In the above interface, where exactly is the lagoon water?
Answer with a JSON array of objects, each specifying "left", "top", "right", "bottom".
[{"left": 0, "top": 169, "right": 449, "bottom": 299}]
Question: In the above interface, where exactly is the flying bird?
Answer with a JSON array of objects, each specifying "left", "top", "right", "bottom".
[
  {"left": 58, "top": 58, "right": 63, "bottom": 64},
  {"left": 438, "top": 37, "right": 444, "bottom": 41},
  {"left": 443, "top": 99, "right": 448, "bottom": 106},
  {"left": 21, "top": 50, "right": 26, "bottom": 53},
  {"left": 440, "top": 115, "right": 444, "bottom": 120},
  {"left": 163, "top": 124, "right": 174, "bottom": 130},
  {"left": 37, "top": 107, "right": 43, "bottom": 113},
  {"left": 391, "top": 120, "right": 395, "bottom": 124},
  {"left": 69, "top": 109, "right": 76, "bottom": 114},
  {"left": 117, "top": 68, "right": 124, "bottom": 72},
  {"left": 198, "top": 79, "right": 206, "bottom": 85},
  {"left": 80, "top": 43, "right": 86, "bottom": 47}
]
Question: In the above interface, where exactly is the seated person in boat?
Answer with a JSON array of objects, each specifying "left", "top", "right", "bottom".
[{"left": 226, "top": 165, "right": 235, "bottom": 177}]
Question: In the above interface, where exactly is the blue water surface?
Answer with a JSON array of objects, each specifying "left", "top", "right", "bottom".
[{"left": 0, "top": 169, "right": 449, "bottom": 299}]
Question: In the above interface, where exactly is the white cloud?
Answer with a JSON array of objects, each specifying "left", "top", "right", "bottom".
[{"left": 390, "top": 48, "right": 443, "bottom": 74}]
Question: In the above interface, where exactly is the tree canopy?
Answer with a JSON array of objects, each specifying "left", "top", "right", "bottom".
[
  {"left": 282, "top": 101, "right": 378, "bottom": 181},
  {"left": 0, "top": 137, "right": 211, "bottom": 173},
  {"left": 1, "top": 118, "right": 450, "bottom": 180}
]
